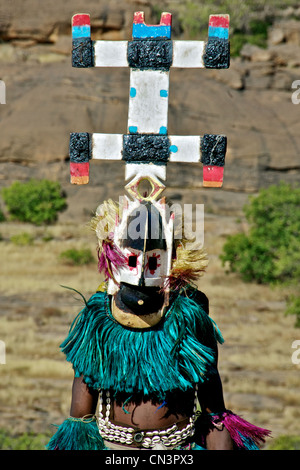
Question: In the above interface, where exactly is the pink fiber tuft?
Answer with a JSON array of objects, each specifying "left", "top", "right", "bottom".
[
  {"left": 97, "top": 241, "right": 126, "bottom": 279},
  {"left": 212, "top": 411, "right": 271, "bottom": 448}
]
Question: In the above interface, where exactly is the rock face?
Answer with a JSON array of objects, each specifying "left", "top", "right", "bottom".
[
  {"left": 0, "top": 0, "right": 140, "bottom": 42},
  {"left": 0, "top": 2, "right": 299, "bottom": 218}
]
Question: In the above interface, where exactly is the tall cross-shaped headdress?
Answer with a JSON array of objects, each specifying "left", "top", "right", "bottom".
[
  {"left": 70, "top": 11, "right": 229, "bottom": 191},
  {"left": 69, "top": 11, "right": 230, "bottom": 297}
]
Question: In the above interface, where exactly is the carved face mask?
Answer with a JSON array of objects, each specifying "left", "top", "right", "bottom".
[
  {"left": 117, "top": 201, "right": 168, "bottom": 287},
  {"left": 93, "top": 197, "right": 207, "bottom": 325},
  {"left": 96, "top": 199, "right": 173, "bottom": 320},
  {"left": 110, "top": 200, "right": 173, "bottom": 316}
]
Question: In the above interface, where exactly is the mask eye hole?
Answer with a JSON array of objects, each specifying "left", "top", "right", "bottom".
[
  {"left": 128, "top": 255, "right": 137, "bottom": 268},
  {"left": 148, "top": 256, "right": 158, "bottom": 271}
]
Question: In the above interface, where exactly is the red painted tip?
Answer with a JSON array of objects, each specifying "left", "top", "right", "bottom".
[
  {"left": 203, "top": 165, "right": 224, "bottom": 185},
  {"left": 209, "top": 14, "right": 229, "bottom": 28},
  {"left": 72, "top": 14, "right": 91, "bottom": 27},
  {"left": 133, "top": 10, "right": 172, "bottom": 27},
  {"left": 70, "top": 161, "right": 90, "bottom": 177},
  {"left": 160, "top": 12, "right": 172, "bottom": 26},
  {"left": 133, "top": 11, "right": 145, "bottom": 24}
]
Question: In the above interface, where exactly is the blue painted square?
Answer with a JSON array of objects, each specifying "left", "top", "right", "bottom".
[
  {"left": 132, "top": 24, "right": 171, "bottom": 39},
  {"left": 208, "top": 26, "right": 229, "bottom": 40},
  {"left": 72, "top": 25, "right": 91, "bottom": 38}
]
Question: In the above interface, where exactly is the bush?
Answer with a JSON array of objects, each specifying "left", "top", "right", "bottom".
[
  {"left": 220, "top": 182, "right": 300, "bottom": 326},
  {"left": 59, "top": 248, "right": 95, "bottom": 266},
  {"left": 230, "top": 19, "right": 271, "bottom": 56},
  {"left": 285, "top": 296, "right": 300, "bottom": 329},
  {"left": 2, "top": 179, "right": 67, "bottom": 225},
  {"left": 152, "top": 1, "right": 275, "bottom": 56},
  {"left": 221, "top": 231, "right": 277, "bottom": 284},
  {"left": 10, "top": 232, "right": 34, "bottom": 246}
]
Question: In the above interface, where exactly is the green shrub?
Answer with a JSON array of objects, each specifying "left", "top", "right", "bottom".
[
  {"left": 220, "top": 182, "right": 300, "bottom": 326},
  {"left": 10, "top": 232, "right": 34, "bottom": 246},
  {"left": 59, "top": 247, "right": 95, "bottom": 266},
  {"left": 153, "top": 1, "right": 272, "bottom": 56},
  {"left": 221, "top": 232, "right": 276, "bottom": 284},
  {"left": 2, "top": 179, "right": 67, "bottom": 225},
  {"left": 285, "top": 296, "right": 300, "bottom": 329},
  {"left": 221, "top": 182, "right": 300, "bottom": 283},
  {"left": 231, "top": 19, "right": 271, "bottom": 56}
]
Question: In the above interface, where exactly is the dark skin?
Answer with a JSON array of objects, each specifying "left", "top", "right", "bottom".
[{"left": 70, "top": 372, "right": 233, "bottom": 450}]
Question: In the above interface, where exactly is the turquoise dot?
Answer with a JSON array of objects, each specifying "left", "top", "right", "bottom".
[
  {"left": 130, "top": 87, "right": 136, "bottom": 98},
  {"left": 169, "top": 145, "right": 178, "bottom": 153},
  {"left": 159, "top": 126, "right": 167, "bottom": 135},
  {"left": 129, "top": 126, "right": 138, "bottom": 133},
  {"left": 160, "top": 89, "right": 168, "bottom": 98}
]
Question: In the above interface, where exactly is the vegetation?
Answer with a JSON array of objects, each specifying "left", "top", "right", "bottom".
[
  {"left": 267, "top": 434, "right": 300, "bottom": 450},
  {"left": 0, "top": 429, "right": 51, "bottom": 450},
  {"left": 10, "top": 232, "right": 34, "bottom": 246},
  {"left": 220, "top": 182, "right": 300, "bottom": 327},
  {"left": 2, "top": 179, "right": 67, "bottom": 226},
  {"left": 59, "top": 247, "right": 95, "bottom": 266},
  {"left": 152, "top": 0, "right": 300, "bottom": 55},
  {"left": 230, "top": 19, "right": 271, "bottom": 56},
  {"left": 0, "top": 208, "right": 5, "bottom": 222}
]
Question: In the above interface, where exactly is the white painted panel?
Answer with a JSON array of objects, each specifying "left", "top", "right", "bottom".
[
  {"left": 128, "top": 70, "right": 169, "bottom": 134},
  {"left": 94, "top": 41, "right": 128, "bottom": 67},
  {"left": 172, "top": 41, "right": 205, "bottom": 68},
  {"left": 169, "top": 136, "right": 201, "bottom": 162},
  {"left": 92, "top": 133, "right": 123, "bottom": 159},
  {"left": 125, "top": 163, "right": 166, "bottom": 181}
]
